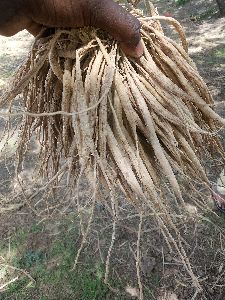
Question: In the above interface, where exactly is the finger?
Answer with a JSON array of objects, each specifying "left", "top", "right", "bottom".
[
  {"left": 88, "top": 0, "right": 143, "bottom": 57},
  {"left": 26, "top": 21, "right": 43, "bottom": 36}
]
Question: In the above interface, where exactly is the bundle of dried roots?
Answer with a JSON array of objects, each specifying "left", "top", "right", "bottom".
[{"left": 1, "top": 5, "right": 225, "bottom": 293}]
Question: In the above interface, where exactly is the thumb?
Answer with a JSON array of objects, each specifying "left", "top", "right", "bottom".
[{"left": 88, "top": 0, "right": 143, "bottom": 58}]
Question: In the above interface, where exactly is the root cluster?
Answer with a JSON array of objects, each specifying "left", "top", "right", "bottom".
[{"left": 0, "top": 4, "right": 224, "bottom": 295}]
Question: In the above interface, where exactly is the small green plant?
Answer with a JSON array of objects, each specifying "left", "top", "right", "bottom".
[
  {"left": 19, "top": 250, "right": 44, "bottom": 268},
  {"left": 215, "top": 48, "right": 225, "bottom": 59},
  {"left": 30, "top": 223, "right": 44, "bottom": 233},
  {"left": 7, "top": 277, "right": 28, "bottom": 294},
  {"left": 174, "top": 0, "right": 190, "bottom": 6}
]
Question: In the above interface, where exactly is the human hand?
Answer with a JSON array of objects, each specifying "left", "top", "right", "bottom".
[{"left": 0, "top": 0, "right": 143, "bottom": 58}]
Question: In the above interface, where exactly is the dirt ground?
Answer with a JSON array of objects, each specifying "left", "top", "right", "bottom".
[{"left": 0, "top": 0, "right": 225, "bottom": 299}]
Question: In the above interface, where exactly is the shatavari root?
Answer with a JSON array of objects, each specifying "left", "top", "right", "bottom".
[{"left": 0, "top": 3, "right": 224, "bottom": 295}]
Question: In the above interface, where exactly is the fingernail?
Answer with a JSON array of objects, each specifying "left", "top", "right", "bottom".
[
  {"left": 134, "top": 40, "right": 144, "bottom": 58},
  {"left": 120, "top": 40, "right": 144, "bottom": 58}
]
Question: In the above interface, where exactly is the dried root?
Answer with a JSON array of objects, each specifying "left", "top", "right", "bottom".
[{"left": 0, "top": 6, "right": 224, "bottom": 296}]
